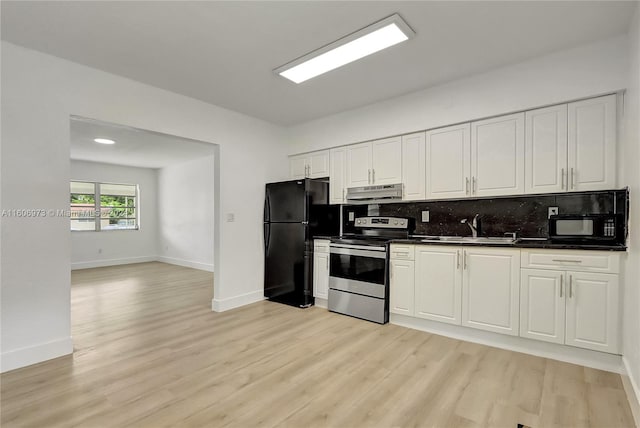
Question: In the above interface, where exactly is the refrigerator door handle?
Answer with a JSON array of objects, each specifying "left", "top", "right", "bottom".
[
  {"left": 264, "top": 223, "right": 271, "bottom": 252},
  {"left": 264, "top": 191, "right": 271, "bottom": 223}
]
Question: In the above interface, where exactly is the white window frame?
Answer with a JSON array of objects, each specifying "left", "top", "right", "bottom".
[{"left": 70, "top": 180, "right": 140, "bottom": 232}]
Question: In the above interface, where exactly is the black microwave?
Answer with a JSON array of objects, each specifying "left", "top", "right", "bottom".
[{"left": 549, "top": 214, "right": 618, "bottom": 241}]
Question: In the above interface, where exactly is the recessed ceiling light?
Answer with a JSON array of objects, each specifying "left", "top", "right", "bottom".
[
  {"left": 94, "top": 138, "right": 115, "bottom": 145},
  {"left": 275, "top": 14, "right": 415, "bottom": 84}
]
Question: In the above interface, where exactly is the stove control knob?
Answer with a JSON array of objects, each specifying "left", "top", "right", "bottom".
[
  {"left": 356, "top": 219, "right": 361, "bottom": 224},
  {"left": 393, "top": 220, "right": 399, "bottom": 225}
]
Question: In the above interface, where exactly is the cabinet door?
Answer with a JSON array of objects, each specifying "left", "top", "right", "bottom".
[
  {"left": 520, "top": 269, "right": 565, "bottom": 344},
  {"left": 308, "top": 150, "right": 330, "bottom": 178},
  {"left": 371, "top": 137, "right": 402, "bottom": 185},
  {"left": 390, "top": 259, "right": 415, "bottom": 316},
  {"left": 415, "top": 246, "right": 462, "bottom": 325},
  {"left": 565, "top": 271, "right": 619, "bottom": 353},
  {"left": 567, "top": 94, "right": 617, "bottom": 191},
  {"left": 289, "top": 154, "right": 307, "bottom": 179},
  {"left": 313, "top": 252, "right": 330, "bottom": 300},
  {"left": 462, "top": 247, "right": 520, "bottom": 335},
  {"left": 471, "top": 113, "right": 525, "bottom": 197},
  {"left": 525, "top": 105, "right": 568, "bottom": 194},
  {"left": 346, "top": 142, "right": 372, "bottom": 188},
  {"left": 329, "top": 148, "right": 346, "bottom": 204},
  {"left": 426, "top": 124, "right": 471, "bottom": 199},
  {"left": 401, "top": 132, "right": 426, "bottom": 201}
]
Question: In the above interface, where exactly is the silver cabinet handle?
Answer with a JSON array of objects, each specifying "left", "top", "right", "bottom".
[
  {"left": 342, "top": 189, "right": 346, "bottom": 201},
  {"left": 463, "top": 250, "right": 467, "bottom": 269},
  {"left": 472, "top": 177, "right": 477, "bottom": 194},
  {"left": 570, "top": 167, "right": 574, "bottom": 189},
  {"left": 372, "top": 169, "right": 375, "bottom": 184},
  {"left": 306, "top": 164, "right": 310, "bottom": 177},
  {"left": 560, "top": 274, "right": 563, "bottom": 298},
  {"left": 457, "top": 250, "right": 460, "bottom": 269},
  {"left": 569, "top": 275, "right": 573, "bottom": 298},
  {"left": 368, "top": 169, "right": 371, "bottom": 184},
  {"left": 561, "top": 168, "right": 565, "bottom": 190},
  {"left": 552, "top": 259, "right": 583, "bottom": 263},
  {"left": 465, "top": 177, "right": 470, "bottom": 195},
  {"left": 326, "top": 256, "right": 329, "bottom": 271}
]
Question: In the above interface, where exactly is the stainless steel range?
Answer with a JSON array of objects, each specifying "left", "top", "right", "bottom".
[{"left": 328, "top": 216, "right": 411, "bottom": 324}]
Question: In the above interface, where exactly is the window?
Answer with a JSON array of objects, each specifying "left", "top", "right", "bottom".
[{"left": 70, "top": 181, "right": 138, "bottom": 231}]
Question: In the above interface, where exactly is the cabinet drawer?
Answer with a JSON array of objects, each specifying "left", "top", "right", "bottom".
[
  {"left": 314, "top": 239, "right": 330, "bottom": 253},
  {"left": 390, "top": 244, "right": 415, "bottom": 260},
  {"left": 521, "top": 250, "right": 619, "bottom": 273}
]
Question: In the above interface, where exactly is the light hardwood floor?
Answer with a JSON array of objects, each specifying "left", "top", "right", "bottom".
[{"left": 1, "top": 262, "right": 635, "bottom": 427}]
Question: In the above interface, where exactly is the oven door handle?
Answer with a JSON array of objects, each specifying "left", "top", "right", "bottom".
[{"left": 329, "top": 246, "right": 387, "bottom": 259}]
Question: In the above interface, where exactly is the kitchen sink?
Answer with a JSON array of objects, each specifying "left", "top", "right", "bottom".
[{"left": 417, "top": 236, "right": 516, "bottom": 245}]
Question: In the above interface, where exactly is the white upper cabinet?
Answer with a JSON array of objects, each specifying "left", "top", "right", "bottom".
[
  {"left": 471, "top": 113, "right": 525, "bottom": 197},
  {"left": 426, "top": 124, "right": 471, "bottom": 200},
  {"left": 525, "top": 105, "right": 568, "bottom": 194},
  {"left": 346, "top": 142, "right": 372, "bottom": 188},
  {"left": 329, "top": 148, "right": 347, "bottom": 205},
  {"left": 289, "top": 150, "right": 330, "bottom": 179},
  {"left": 568, "top": 94, "right": 617, "bottom": 191},
  {"left": 414, "top": 246, "right": 462, "bottom": 325},
  {"left": 401, "top": 132, "right": 426, "bottom": 201},
  {"left": 371, "top": 136, "right": 402, "bottom": 185},
  {"left": 462, "top": 247, "right": 520, "bottom": 336},
  {"left": 289, "top": 154, "right": 308, "bottom": 179}
]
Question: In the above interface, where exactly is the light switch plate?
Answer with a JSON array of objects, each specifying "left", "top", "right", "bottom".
[
  {"left": 548, "top": 207, "right": 559, "bottom": 219},
  {"left": 421, "top": 211, "right": 430, "bottom": 222}
]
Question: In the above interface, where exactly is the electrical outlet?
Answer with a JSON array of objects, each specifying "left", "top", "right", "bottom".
[
  {"left": 548, "top": 207, "right": 559, "bottom": 219},
  {"left": 348, "top": 212, "right": 355, "bottom": 221},
  {"left": 421, "top": 210, "right": 430, "bottom": 222}
]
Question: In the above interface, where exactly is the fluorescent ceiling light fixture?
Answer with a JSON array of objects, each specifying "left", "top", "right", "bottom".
[
  {"left": 275, "top": 14, "right": 414, "bottom": 84},
  {"left": 94, "top": 138, "right": 115, "bottom": 145}
]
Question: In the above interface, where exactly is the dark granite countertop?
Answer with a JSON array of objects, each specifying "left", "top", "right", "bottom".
[{"left": 389, "top": 238, "right": 627, "bottom": 252}]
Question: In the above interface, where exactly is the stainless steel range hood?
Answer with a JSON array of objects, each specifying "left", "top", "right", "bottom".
[{"left": 346, "top": 184, "right": 403, "bottom": 203}]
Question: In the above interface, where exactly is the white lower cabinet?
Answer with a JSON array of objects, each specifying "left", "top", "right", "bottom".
[
  {"left": 566, "top": 271, "right": 619, "bottom": 353},
  {"left": 520, "top": 269, "right": 566, "bottom": 344},
  {"left": 390, "top": 259, "right": 415, "bottom": 316},
  {"left": 414, "top": 246, "right": 462, "bottom": 325},
  {"left": 461, "top": 247, "right": 521, "bottom": 336},
  {"left": 520, "top": 250, "right": 620, "bottom": 354},
  {"left": 389, "top": 245, "right": 415, "bottom": 316},
  {"left": 313, "top": 240, "right": 330, "bottom": 300},
  {"left": 388, "top": 245, "right": 620, "bottom": 355}
]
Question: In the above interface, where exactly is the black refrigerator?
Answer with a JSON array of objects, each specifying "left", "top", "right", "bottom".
[{"left": 264, "top": 178, "right": 339, "bottom": 308}]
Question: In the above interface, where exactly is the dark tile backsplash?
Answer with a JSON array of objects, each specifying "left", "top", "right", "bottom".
[{"left": 342, "top": 188, "right": 629, "bottom": 240}]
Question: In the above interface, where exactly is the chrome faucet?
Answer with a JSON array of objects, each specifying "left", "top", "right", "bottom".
[{"left": 461, "top": 214, "right": 481, "bottom": 238}]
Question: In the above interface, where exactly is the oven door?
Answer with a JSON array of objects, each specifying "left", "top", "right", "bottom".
[{"left": 329, "top": 244, "right": 387, "bottom": 298}]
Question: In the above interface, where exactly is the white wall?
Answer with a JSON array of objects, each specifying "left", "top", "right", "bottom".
[
  {"left": 0, "top": 42, "right": 288, "bottom": 372},
  {"left": 288, "top": 35, "right": 628, "bottom": 153},
  {"left": 70, "top": 160, "right": 158, "bottom": 269},
  {"left": 622, "top": 5, "right": 640, "bottom": 416},
  {"left": 158, "top": 155, "right": 215, "bottom": 272}
]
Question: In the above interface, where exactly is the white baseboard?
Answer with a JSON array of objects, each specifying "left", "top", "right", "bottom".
[
  {"left": 156, "top": 256, "right": 214, "bottom": 272},
  {"left": 1, "top": 336, "right": 73, "bottom": 373},
  {"left": 314, "top": 297, "right": 328, "bottom": 309},
  {"left": 212, "top": 290, "right": 265, "bottom": 312},
  {"left": 71, "top": 256, "right": 156, "bottom": 270},
  {"left": 623, "top": 356, "right": 640, "bottom": 427},
  {"left": 390, "top": 314, "right": 624, "bottom": 374}
]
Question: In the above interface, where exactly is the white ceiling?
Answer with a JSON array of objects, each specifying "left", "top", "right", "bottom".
[
  {"left": 2, "top": 1, "right": 637, "bottom": 126},
  {"left": 70, "top": 117, "right": 215, "bottom": 168}
]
